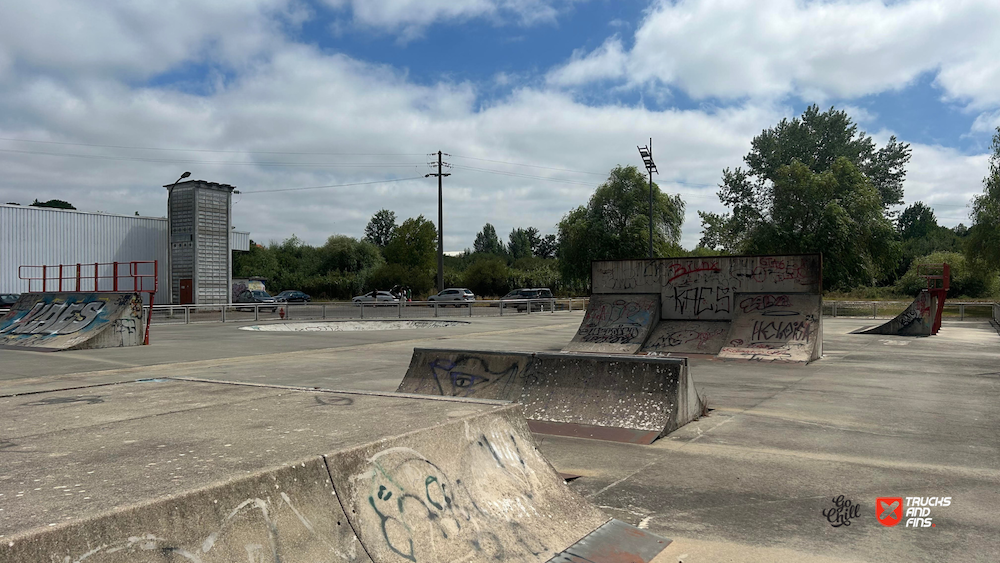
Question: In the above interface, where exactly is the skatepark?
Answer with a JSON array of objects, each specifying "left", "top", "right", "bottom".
[{"left": 2, "top": 297, "right": 1000, "bottom": 561}]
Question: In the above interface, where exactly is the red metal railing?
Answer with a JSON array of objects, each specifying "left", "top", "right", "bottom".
[
  {"left": 918, "top": 263, "right": 950, "bottom": 335},
  {"left": 18, "top": 261, "right": 158, "bottom": 344}
]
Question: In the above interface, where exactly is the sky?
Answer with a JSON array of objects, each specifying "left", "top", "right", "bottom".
[{"left": 1, "top": 0, "right": 998, "bottom": 252}]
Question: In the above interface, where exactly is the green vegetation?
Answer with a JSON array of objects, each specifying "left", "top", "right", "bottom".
[
  {"left": 30, "top": 199, "right": 76, "bottom": 209},
  {"left": 699, "top": 105, "right": 908, "bottom": 291},
  {"left": 966, "top": 127, "right": 1000, "bottom": 274},
  {"left": 235, "top": 121, "right": 1000, "bottom": 302},
  {"left": 558, "top": 165, "right": 684, "bottom": 288}
]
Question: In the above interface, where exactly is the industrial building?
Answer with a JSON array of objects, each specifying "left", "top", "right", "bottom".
[{"left": 0, "top": 179, "right": 250, "bottom": 304}]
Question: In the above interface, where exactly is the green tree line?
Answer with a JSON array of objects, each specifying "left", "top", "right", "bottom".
[{"left": 236, "top": 107, "right": 1000, "bottom": 301}]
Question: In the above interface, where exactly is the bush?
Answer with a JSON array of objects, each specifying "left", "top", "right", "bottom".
[
  {"left": 463, "top": 257, "right": 510, "bottom": 298},
  {"left": 894, "top": 251, "right": 999, "bottom": 299},
  {"left": 368, "top": 264, "right": 434, "bottom": 297}
]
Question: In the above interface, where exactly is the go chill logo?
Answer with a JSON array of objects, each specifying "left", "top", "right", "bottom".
[{"left": 877, "top": 497, "right": 950, "bottom": 528}]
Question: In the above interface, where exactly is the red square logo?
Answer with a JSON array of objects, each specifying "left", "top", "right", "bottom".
[{"left": 876, "top": 497, "right": 903, "bottom": 527}]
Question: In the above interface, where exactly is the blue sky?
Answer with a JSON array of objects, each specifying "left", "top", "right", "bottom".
[{"left": 1, "top": 0, "right": 998, "bottom": 251}]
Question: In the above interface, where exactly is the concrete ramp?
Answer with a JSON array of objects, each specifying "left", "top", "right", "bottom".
[
  {"left": 564, "top": 293, "right": 660, "bottom": 354},
  {"left": 0, "top": 292, "right": 143, "bottom": 350},
  {"left": 640, "top": 320, "right": 731, "bottom": 355},
  {"left": 851, "top": 290, "right": 937, "bottom": 336},
  {"left": 718, "top": 293, "right": 823, "bottom": 363},
  {"left": 1, "top": 379, "right": 670, "bottom": 563},
  {"left": 397, "top": 348, "right": 703, "bottom": 443}
]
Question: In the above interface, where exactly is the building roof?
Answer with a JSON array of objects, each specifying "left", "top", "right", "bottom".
[{"left": 162, "top": 179, "right": 236, "bottom": 192}]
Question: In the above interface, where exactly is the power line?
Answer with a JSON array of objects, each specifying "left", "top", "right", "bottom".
[
  {"left": 0, "top": 136, "right": 426, "bottom": 156},
  {"left": 240, "top": 177, "right": 425, "bottom": 194},
  {"left": 450, "top": 154, "right": 607, "bottom": 176},
  {"left": 0, "top": 147, "right": 426, "bottom": 168}
]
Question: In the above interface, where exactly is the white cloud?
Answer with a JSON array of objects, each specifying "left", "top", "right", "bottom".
[
  {"left": 0, "top": 35, "right": 781, "bottom": 251},
  {"left": 0, "top": 0, "right": 294, "bottom": 80},
  {"left": 546, "top": 37, "right": 627, "bottom": 86},
  {"left": 0, "top": 0, "right": 992, "bottom": 260},
  {"left": 901, "top": 143, "right": 987, "bottom": 227},
  {"left": 971, "top": 110, "right": 1000, "bottom": 134},
  {"left": 551, "top": 0, "right": 1000, "bottom": 109},
  {"left": 326, "top": 0, "right": 564, "bottom": 40}
]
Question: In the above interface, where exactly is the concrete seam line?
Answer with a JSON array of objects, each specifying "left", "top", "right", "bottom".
[
  {"left": 0, "top": 379, "right": 136, "bottom": 398},
  {"left": 321, "top": 454, "right": 376, "bottom": 563},
  {"left": 163, "top": 376, "right": 514, "bottom": 405},
  {"left": 5, "top": 386, "right": 292, "bottom": 442},
  {"left": 586, "top": 459, "right": 660, "bottom": 500}
]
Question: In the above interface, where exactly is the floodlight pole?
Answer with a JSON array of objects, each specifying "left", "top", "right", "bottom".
[{"left": 638, "top": 139, "right": 657, "bottom": 259}]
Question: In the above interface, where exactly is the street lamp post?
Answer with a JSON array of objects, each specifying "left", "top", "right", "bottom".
[{"left": 637, "top": 140, "right": 657, "bottom": 259}]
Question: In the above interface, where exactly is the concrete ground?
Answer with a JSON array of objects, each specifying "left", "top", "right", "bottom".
[{"left": 1, "top": 313, "right": 998, "bottom": 562}]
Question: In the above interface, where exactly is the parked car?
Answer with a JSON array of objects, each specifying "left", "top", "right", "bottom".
[
  {"left": 427, "top": 288, "right": 476, "bottom": 306},
  {"left": 499, "top": 288, "right": 554, "bottom": 312},
  {"left": 234, "top": 289, "right": 278, "bottom": 312},
  {"left": 274, "top": 290, "right": 311, "bottom": 303},
  {"left": 0, "top": 293, "right": 19, "bottom": 307},
  {"left": 352, "top": 291, "right": 399, "bottom": 306}
]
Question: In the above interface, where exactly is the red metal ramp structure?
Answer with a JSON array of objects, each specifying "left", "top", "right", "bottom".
[
  {"left": 577, "top": 254, "right": 824, "bottom": 362},
  {"left": 397, "top": 348, "right": 703, "bottom": 444},
  {"left": 0, "top": 261, "right": 157, "bottom": 350},
  {"left": 1, "top": 379, "right": 670, "bottom": 562},
  {"left": 852, "top": 263, "right": 949, "bottom": 337}
]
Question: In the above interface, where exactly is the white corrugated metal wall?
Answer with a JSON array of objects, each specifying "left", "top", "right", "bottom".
[{"left": 0, "top": 205, "right": 249, "bottom": 301}]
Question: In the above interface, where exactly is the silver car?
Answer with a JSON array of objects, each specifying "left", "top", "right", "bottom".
[
  {"left": 427, "top": 288, "right": 476, "bottom": 306},
  {"left": 352, "top": 291, "right": 399, "bottom": 306}
]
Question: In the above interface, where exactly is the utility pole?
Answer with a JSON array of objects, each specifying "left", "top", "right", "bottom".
[
  {"left": 638, "top": 139, "right": 658, "bottom": 259},
  {"left": 426, "top": 151, "right": 450, "bottom": 293}
]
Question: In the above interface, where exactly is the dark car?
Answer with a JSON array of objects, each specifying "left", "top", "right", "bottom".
[
  {"left": 499, "top": 288, "right": 554, "bottom": 312},
  {"left": 234, "top": 289, "right": 278, "bottom": 312},
  {"left": 0, "top": 293, "right": 19, "bottom": 307},
  {"left": 274, "top": 290, "right": 311, "bottom": 303}
]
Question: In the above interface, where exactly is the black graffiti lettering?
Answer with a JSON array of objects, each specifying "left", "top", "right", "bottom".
[{"left": 750, "top": 320, "right": 815, "bottom": 343}]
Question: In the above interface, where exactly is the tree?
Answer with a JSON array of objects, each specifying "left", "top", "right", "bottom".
[
  {"left": 535, "top": 234, "right": 558, "bottom": 259},
  {"left": 462, "top": 257, "right": 510, "bottom": 297},
  {"left": 700, "top": 105, "right": 908, "bottom": 290},
  {"left": 896, "top": 251, "right": 997, "bottom": 299},
  {"left": 741, "top": 104, "right": 910, "bottom": 208},
  {"left": 364, "top": 209, "right": 397, "bottom": 248},
  {"left": 318, "top": 235, "right": 384, "bottom": 274},
  {"left": 507, "top": 228, "right": 534, "bottom": 260},
  {"left": 558, "top": 165, "right": 685, "bottom": 285},
  {"left": 30, "top": 199, "right": 75, "bottom": 210},
  {"left": 473, "top": 223, "right": 505, "bottom": 255},
  {"left": 967, "top": 127, "right": 1000, "bottom": 272},
  {"left": 897, "top": 202, "right": 938, "bottom": 240},
  {"left": 382, "top": 215, "right": 436, "bottom": 269}
]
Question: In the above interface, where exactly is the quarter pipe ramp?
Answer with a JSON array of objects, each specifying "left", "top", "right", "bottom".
[
  {"left": 397, "top": 348, "right": 703, "bottom": 444},
  {"left": 851, "top": 290, "right": 938, "bottom": 336},
  {"left": 0, "top": 292, "right": 144, "bottom": 350},
  {"left": 563, "top": 293, "right": 660, "bottom": 354},
  {"left": 718, "top": 293, "right": 823, "bottom": 362}
]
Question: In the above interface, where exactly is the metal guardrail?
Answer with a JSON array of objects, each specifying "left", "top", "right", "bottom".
[
  {"left": 824, "top": 300, "right": 996, "bottom": 321},
  {"left": 144, "top": 297, "right": 590, "bottom": 325}
]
